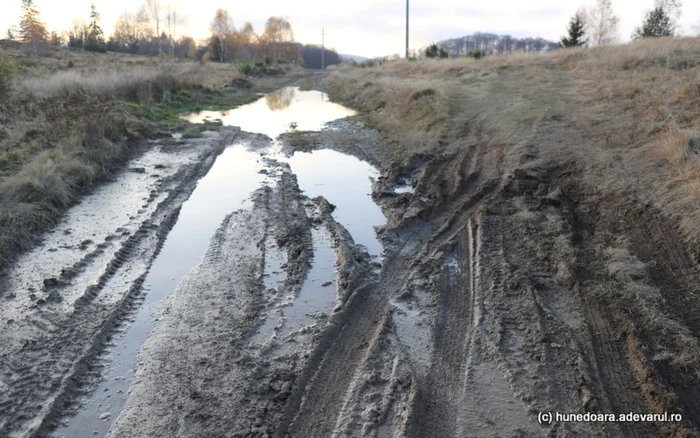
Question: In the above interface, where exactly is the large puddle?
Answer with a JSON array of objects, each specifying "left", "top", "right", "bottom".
[{"left": 54, "top": 87, "right": 384, "bottom": 436}]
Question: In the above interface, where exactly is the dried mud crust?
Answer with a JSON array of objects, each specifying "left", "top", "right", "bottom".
[{"left": 0, "top": 128, "right": 239, "bottom": 438}]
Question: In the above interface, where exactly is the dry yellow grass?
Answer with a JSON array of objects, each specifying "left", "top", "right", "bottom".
[
  {"left": 604, "top": 243, "right": 700, "bottom": 369},
  {"left": 325, "top": 36, "right": 700, "bottom": 245},
  {"left": 326, "top": 42, "right": 700, "bottom": 411}
]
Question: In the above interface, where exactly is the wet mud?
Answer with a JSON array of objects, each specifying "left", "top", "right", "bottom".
[{"left": 2, "top": 86, "right": 699, "bottom": 438}]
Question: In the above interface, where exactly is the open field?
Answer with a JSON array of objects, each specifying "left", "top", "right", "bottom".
[{"left": 1, "top": 36, "right": 700, "bottom": 437}]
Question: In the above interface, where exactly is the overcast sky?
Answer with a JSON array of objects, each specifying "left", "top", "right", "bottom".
[{"left": 1, "top": 0, "right": 699, "bottom": 57}]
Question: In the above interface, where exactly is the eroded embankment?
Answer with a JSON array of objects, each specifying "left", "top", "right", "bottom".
[
  {"left": 315, "top": 54, "right": 700, "bottom": 436},
  {"left": 364, "top": 138, "right": 700, "bottom": 437}
]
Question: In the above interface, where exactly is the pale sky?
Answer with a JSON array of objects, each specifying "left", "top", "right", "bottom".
[{"left": 1, "top": 0, "right": 699, "bottom": 58}]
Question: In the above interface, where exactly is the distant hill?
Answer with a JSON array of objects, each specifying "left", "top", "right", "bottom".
[
  {"left": 340, "top": 54, "right": 369, "bottom": 63},
  {"left": 425, "top": 33, "right": 560, "bottom": 57}
]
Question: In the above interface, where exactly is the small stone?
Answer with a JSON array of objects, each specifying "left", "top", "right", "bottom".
[
  {"left": 550, "top": 342, "right": 563, "bottom": 349},
  {"left": 99, "top": 412, "right": 111, "bottom": 420},
  {"left": 43, "top": 278, "right": 60, "bottom": 288},
  {"left": 321, "top": 281, "right": 333, "bottom": 287}
]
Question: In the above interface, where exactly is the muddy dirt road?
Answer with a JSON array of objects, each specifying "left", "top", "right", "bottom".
[{"left": 1, "top": 85, "right": 699, "bottom": 438}]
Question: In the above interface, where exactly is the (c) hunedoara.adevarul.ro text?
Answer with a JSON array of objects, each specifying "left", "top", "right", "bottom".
[{"left": 538, "top": 411, "right": 682, "bottom": 425}]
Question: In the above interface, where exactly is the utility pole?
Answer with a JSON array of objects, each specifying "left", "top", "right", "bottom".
[
  {"left": 405, "top": 0, "right": 409, "bottom": 59},
  {"left": 322, "top": 28, "right": 325, "bottom": 69}
]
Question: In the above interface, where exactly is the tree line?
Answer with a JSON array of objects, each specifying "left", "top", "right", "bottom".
[
  {"left": 560, "top": 0, "right": 685, "bottom": 48},
  {"left": 6, "top": 0, "right": 342, "bottom": 68},
  {"left": 430, "top": 33, "right": 560, "bottom": 58},
  {"left": 420, "top": 0, "right": 692, "bottom": 60},
  {"left": 9, "top": 0, "right": 695, "bottom": 64}
]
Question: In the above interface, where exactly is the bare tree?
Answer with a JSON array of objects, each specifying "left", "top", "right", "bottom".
[
  {"left": 586, "top": 0, "right": 620, "bottom": 46},
  {"left": 165, "top": 1, "right": 187, "bottom": 59},
  {"left": 144, "top": 0, "right": 162, "bottom": 53},
  {"left": 262, "top": 17, "right": 294, "bottom": 61},
  {"left": 239, "top": 22, "right": 256, "bottom": 59},
  {"left": 210, "top": 9, "right": 234, "bottom": 62},
  {"left": 655, "top": 0, "right": 683, "bottom": 33},
  {"left": 112, "top": 10, "right": 154, "bottom": 53},
  {"left": 67, "top": 18, "right": 87, "bottom": 49},
  {"left": 656, "top": 0, "right": 682, "bottom": 19}
]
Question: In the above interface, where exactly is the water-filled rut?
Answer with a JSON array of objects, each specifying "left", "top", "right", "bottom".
[{"left": 53, "top": 87, "right": 386, "bottom": 437}]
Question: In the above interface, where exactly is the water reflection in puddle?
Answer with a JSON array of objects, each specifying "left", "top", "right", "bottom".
[
  {"left": 187, "top": 88, "right": 382, "bottom": 257},
  {"left": 188, "top": 87, "right": 384, "bottom": 351},
  {"left": 57, "top": 87, "right": 383, "bottom": 437},
  {"left": 184, "top": 87, "right": 355, "bottom": 139},
  {"left": 287, "top": 149, "right": 383, "bottom": 257},
  {"left": 54, "top": 145, "right": 267, "bottom": 437}
]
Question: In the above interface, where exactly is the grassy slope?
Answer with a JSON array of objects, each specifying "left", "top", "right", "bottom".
[
  {"left": 323, "top": 37, "right": 700, "bottom": 408},
  {"left": 325, "top": 37, "right": 700, "bottom": 242},
  {"left": 0, "top": 42, "right": 310, "bottom": 270}
]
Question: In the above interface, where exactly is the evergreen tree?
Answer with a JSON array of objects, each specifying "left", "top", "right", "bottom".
[
  {"left": 85, "top": 4, "right": 106, "bottom": 52},
  {"left": 67, "top": 20, "right": 87, "bottom": 50},
  {"left": 633, "top": 7, "right": 674, "bottom": 39},
  {"left": 468, "top": 49, "right": 484, "bottom": 59},
  {"left": 19, "top": 0, "right": 49, "bottom": 57},
  {"left": 50, "top": 30, "right": 63, "bottom": 47},
  {"left": 425, "top": 44, "right": 449, "bottom": 59},
  {"left": 425, "top": 43, "right": 439, "bottom": 58},
  {"left": 560, "top": 11, "right": 588, "bottom": 47}
]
